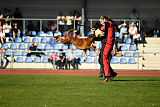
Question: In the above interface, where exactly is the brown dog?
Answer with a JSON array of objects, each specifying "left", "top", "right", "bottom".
[{"left": 53, "top": 29, "right": 96, "bottom": 60}]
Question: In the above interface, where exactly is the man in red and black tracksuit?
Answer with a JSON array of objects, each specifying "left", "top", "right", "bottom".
[{"left": 99, "top": 16, "right": 117, "bottom": 81}]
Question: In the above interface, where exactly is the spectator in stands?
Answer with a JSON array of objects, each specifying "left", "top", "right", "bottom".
[
  {"left": 47, "top": 21, "right": 57, "bottom": 32},
  {"left": 118, "top": 22, "right": 128, "bottom": 43},
  {"left": 129, "top": 23, "right": 137, "bottom": 44},
  {"left": 153, "top": 19, "right": 160, "bottom": 37},
  {"left": 66, "top": 11, "right": 74, "bottom": 30},
  {"left": 0, "top": 48, "right": 9, "bottom": 69},
  {"left": 133, "top": 31, "right": 140, "bottom": 50},
  {"left": 140, "top": 20, "right": 147, "bottom": 44},
  {"left": 129, "top": 9, "right": 139, "bottom": 19},
  {"left": 2, "top": 8, "right": 8, "bottom": 18},
  {"left": 66, "top": 48, "right": 76, "bottom": 69},
  {"left": 48, "top": 52, "right": 59, "bottom": 69},
  {"left": 57, "top": 49, "right": 67, "bottom": 69},
  {"left": 57, "top": 11, "right": 65, "bottom": 33},
  {"left": 12, "top": 23, "right": 20, "bottom": 40},
  {"left": 113, "top": 42, "right": 122, "bottom": 57},
  {"left": 3, "top": 21, "right": 13, "bottom": 42},
  {"left": 0, "top": 11, "right": 3, "bottom": 28},
  {"left": 0, "top": 28, "right": 5, "bottom": 44},
  {"left": 13, "top": 7, "right": 22, "bottom": 28},
  {"left": 27, "top": 20, "right": 34, "bottom": 35},
  {"left": 74, "top": 12, "right": 82, "bottom": 35},
  {"left": 13, "top": 8, "right": 22, "bottom": 18},
  {"left": 27, "top": 42, "right": 41, "bottom": 57},
  {"left": 6, "top": 10, "right": 14, "bottom": 19}
]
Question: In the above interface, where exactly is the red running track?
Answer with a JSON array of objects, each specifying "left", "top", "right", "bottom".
[{"left": 0, "top": 69, "right": 160, "bottom": 76}]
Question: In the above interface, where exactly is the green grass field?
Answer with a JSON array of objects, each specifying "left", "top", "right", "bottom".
[{"left": 0, "top": 75, "right": 160, "bottom": 107}]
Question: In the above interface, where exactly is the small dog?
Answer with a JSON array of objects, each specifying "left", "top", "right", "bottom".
[{"left": 53, "top": 29, "right": 96, "bottom": 60}]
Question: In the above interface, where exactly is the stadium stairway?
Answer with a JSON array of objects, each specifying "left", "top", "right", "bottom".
[{"left": 142, "top": 37, "right": 160, "bottom": 70}]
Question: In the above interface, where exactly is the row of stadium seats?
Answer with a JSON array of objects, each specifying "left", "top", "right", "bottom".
[
  {"left": 2, "top": 42, "right": 137, "bottom": 52},
  {"left": 111, "top": 58, "right": 136, "bottom": 64},
  {"left": 2, "top": 43, "right": 78, "bottom": 50},
  {"left": 15, "top": 56, "right": 137, "bottom": 64},
  {"left": 6, "top": 37, "right": 61, "bottom": 44},
  {"left": 15, "top": 56, "right": 97, "bottom": 63}
]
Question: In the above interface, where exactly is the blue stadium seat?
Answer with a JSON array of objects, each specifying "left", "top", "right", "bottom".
[
  {"left": 10, "top": 44, "right": 17, "bottom": 50},
  {"left": 87, "top": 32, "right": 92, "bottom": 36},
  {"left": 37, "top": 44, "right": 43, "bottom": 50},
  {"left": 25, "top": 57, "right": 32, "bottom": 63},
  {"left": 21, "top": 51, "right": 27, "bottom": 56},
  {"left": 31, "top": 31, "right": 36, "bottom": 36},
  {"left": 13, "top": 51, "right": 20, "bottom": 56},
  {"left": 94, "top": 57, "right": 99, "bottom": 63},
  {"left": 34, "top": 57, "right": 41, "bottom": 63},
  {"left": 133, "top": 52, "right": 140, "bottom": 57},
  {"left": 85, "top": 58, "right": 92, "bottom": 63},
  {"left": 44, "top": 44, "right": 51, "bottom": 50},
  {"left": 111, "top": 58, "right": 118, "bottom": 64},
  {"left": 69, "top": 44, "right": 77, "bottom": 50},
  {"left": 125, "top": 38, "right": 132, "bottom": 44},
  {"left": 90, "top": 51, "right": 97, "bottom": 57},
  {"left": 46, "top": 31, "right": 53, "bottom": 37},
  {"left": 121, "top": 45, "right": 128, "bottom": 51},
  {"left": 22, "top": 30, "right": 27, "bottom": 37},
  {"left": 47, "top": 52, "right": 52, "bottom": 56},
  {"left": 5, "top": 51, "right": 11, "bottom": 56},
  {"left": 24, "top": 38, "right": 30, "bottom": 43},
  {"left": 16, "top": 57, "right": 23, "bottom": 63},
  {"left": 115, "top": 32, "right": 120, "bottom": 38},
  {"left": 62, "top": 31, "right": 66, "bottom": 37},
  {"left": 57, "top": 52, "right": 60, "bottom": 56},
  {"left": 124, "top": 52, "right": 131, "bottom": 57},
  {"left": 74, "top": 51, "right": 80, "bottom": 57},
  {"left": 80, "top": 57, "right": 85, "bottom": 63},
  {"left": 2, "top": 43, "right": 8, "bottom": 50},
  {"left": 15, "top": 37, "right": 22, "bottom": 43},
  {"left": 120, "top": 58, "right": 127, "bottom": 64},
  {"left": 52, "top": 44, "right": 59, "bottom": 50},
  {"left": 128, "top": 58, "right": 136, "bottom": 64},
  {"left": 61, "top": 44, "right": 68, "bottom": 50},
  {"left": 42, "top": 57, "right": 49, "bottom": 63},
  {"left": 81, "top": 52, "right": 85, "bottom": 57},
  {"left": 40, "top": 38, "right": 47, "bottom": 43},
  {"left": 32, "top": 38, "right": 39, "bottom": 43},
  {"left": 27, "top": 44, "right": 31, "bottom": 49},
  {"left": 18, "top": 44, "right": 25, "bottom": 50},
  {"left": 54, "top": 31, "right": 61, "bottom": 36},
  {"left": 38, "top": 31, "right": 45, "bottom": 37},
  {"left": 129, "top": 45, "right": 136, "bottom": 51}
]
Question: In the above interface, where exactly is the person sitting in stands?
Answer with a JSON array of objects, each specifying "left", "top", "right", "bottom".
[
  {"left": 66, "top": 11, "right": 74, "bottom": 30},
  {"left": 57, "top": 11, "right": 65, "bottom": 33},
  {"left": 27, "top": 20, "right": 34, "bottom": 35},
  {"left": 133, "top": 31, "right": 141, "bottom": 50},
  {"left": 66, "top": 48, "right": 77, "bottom": 69},
  {"left": 48, "top": 52, "right": 59, "bottom": 69},
  {"left": 27, "top": 42, "right": 41, "bottom": 57},
  {"left": 12, "top": 23, "right": 20, "bottom": 41},
  {"left": 118, "top": 22, "right": 128, "bottom": 43},
  {"left": 3, "top": 21, "right": 13, "bottom": 42},
  {"left": 0, "top": 28, "right": 5, "bottom": 44},
  {"left": 57, "top": 49, "right": 67, "bottom": 69},
  {"left": 129, "top": 23, "right": 137, "bottom": 44},
  {"left": 113, "top": 42, "right": 122, "bottom": 57}
]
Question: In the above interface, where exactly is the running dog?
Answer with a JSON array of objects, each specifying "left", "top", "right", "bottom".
[{"left": 53, "top": 29, "right": 96, "bottom": 61}]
